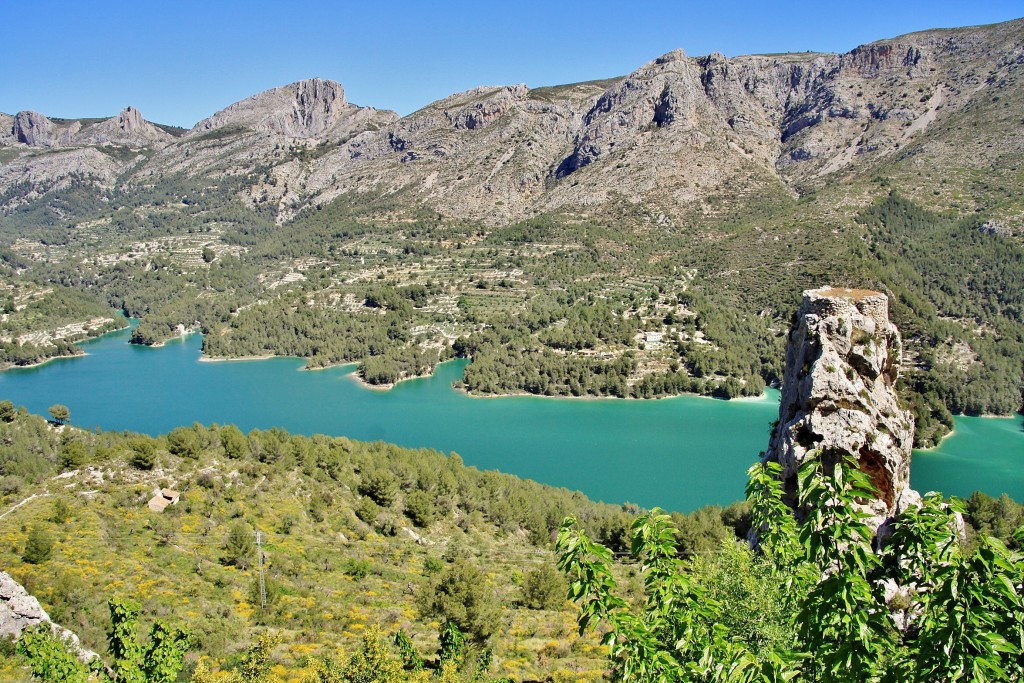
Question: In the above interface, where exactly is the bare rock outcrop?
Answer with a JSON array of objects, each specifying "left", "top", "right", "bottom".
[
  {"left": 8, "top": 107, "right": 172, "bottom": 149},
  {"left": 191, "top": 78, "right": 369, "bottom": 138},
  {"left": 75, "top": 106, "right": 174, "bottom": 147},
  {"left": 764, "top": 287, "right": 920, "bottom": 532},
  {"left": 0, "top": 113, "right": 14, "bottom": 145},
  {"left": 0, "top": 146, "right": 125, "bottom": 209},
  {"left": 0, "top": 570, "right": 97, "bottom": 661},
  {"left": 13, "top": 111, "right": 61, "bottom": 147}
]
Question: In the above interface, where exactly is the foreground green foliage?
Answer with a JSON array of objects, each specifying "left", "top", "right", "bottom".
[
  {"left": 17, "top": 597, "right": 190, "bottom": 683},
  {"left": 558, "top": 458, "right": 1024, "bottom": 682}
]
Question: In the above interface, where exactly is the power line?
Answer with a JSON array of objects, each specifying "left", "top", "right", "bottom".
[{"left": 256, "top": 530, "right": 266, "bottom": 610}]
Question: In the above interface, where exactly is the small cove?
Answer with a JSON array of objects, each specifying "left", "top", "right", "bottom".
[{"left": 0, "top": 326, "right": 1020, "bottom": 511}]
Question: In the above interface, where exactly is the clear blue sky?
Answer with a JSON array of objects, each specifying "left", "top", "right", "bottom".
[{"left": 4, "top": 1, "right": 1021, "bottom": 128}]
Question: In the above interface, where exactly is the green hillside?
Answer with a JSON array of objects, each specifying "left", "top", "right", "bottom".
[
  {"left": 0, "top": 407, "right": 761, "bottom": 681},
  {"left": 1, "top": 405, "right": 1021, "bottom": 682}
]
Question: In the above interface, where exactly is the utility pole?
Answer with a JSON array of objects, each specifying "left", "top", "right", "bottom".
[{"left": 255, "top": 530, "right": 267, "bottom": 610}]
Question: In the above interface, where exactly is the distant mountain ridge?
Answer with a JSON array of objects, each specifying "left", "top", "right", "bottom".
[
  {"left": 1, "top": 17, "right": 1022, "bottom": 226},
  {"left": 2, "top": 107, "right": 173, "bottom": 148}
]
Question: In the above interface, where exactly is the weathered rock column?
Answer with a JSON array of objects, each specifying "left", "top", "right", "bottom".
[{"left": 763, "top": 287, "right": 920, "bottom": 531}]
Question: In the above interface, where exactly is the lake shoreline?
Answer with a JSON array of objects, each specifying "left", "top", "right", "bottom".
[
  {"left": 1, "top": 351, "right": 85, "bottom": 371},
  {"left": 0, "top": 319, "right": 131, "bottom": 371},
  {"left": 147, "top": 327, "right": 200, "bottom": 348},
  {"left": 1, "top": 327, "right": 1019, "bottom": 508},
  {"left": 198, "top": 354, "right": 277, "bottom": 363}
]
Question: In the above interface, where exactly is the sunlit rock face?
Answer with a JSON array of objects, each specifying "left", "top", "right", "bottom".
[{"left": 764, "top": 286, "right": 920, "bottom": 533}]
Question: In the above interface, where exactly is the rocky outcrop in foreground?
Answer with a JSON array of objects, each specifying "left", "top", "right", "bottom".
[
  {"left": 0, "top": 570, "right": 96, "bottom": 661},
  {"left": 764, "top": 287, "right": 920, "bottom": 532}
]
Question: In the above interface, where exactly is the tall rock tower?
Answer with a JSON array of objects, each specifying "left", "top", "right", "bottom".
[{"left": 764, "top": 287, "right": 920, "bottom": 531}]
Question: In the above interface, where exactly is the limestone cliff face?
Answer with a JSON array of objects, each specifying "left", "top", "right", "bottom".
[
  {"left": 0, "top": 570, "right": 96, "bottom": 661},
  {"left": 189, "top": 77, "right": 389, "bottom": 139},
  {"left": 13, "top": 111, "right": 65, "bottom": 146},
  {"left": 764, "top": 287, "right": 920, "bottom": 530},
  {"left": 74, "top": 106, "right": 174, "bottom": 147},
  {"left": 1, "top": 18, "right": 1021, "bottom": 221}
]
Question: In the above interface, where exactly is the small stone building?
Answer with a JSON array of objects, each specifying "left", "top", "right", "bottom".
[{"left": 147, "top": 488, "right": 180, "bottom": 513}]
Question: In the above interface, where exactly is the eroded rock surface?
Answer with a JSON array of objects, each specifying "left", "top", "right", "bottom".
[
  {"left": 0, "top": 570, "right": 97, "bottom": 661},
  {"left": 764, "top": 287, "right": 920, "bottom": 531},
  {"left": 191, "top": 77, "right": 371, "bottom": 138},
  {"left": 1, "top": 18, "right": 1022, "bottom": 223}
]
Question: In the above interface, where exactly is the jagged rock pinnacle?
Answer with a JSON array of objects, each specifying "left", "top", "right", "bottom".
[
  {"left": 118, "top": 106, "right": 144, "bottom": 132},
  {"left": 764, "top": 287, "right": 920, "bottom": 532}
]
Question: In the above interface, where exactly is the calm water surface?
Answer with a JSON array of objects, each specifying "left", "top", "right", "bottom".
[{"left": 1, "top": 327, "right": 1020, "bottom": 511}]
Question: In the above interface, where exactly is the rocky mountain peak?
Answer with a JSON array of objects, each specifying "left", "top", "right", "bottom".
[
  {"left": 13, "top": 110, "right": 58, "bottom": 146},
  {"left": 764, "top": 287, "right": 920, "bottom": 532},
  {"left": 655, "top": 48, "right": 688, "bottom": 64},
  {"left": 74, "top": 106, "right": 172, "bottom": 147},
  {"left": 192, "top": 77, "right": 352, "bottom": 138},
  {"left": 118, "top": 106, "right": 145, "bottom": 132}
]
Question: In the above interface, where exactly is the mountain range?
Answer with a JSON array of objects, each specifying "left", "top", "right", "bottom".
[{"left": 2, "top": 17, "right": 1022, "bottom": 228}]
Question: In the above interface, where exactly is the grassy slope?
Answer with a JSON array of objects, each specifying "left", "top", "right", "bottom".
[{"left": 0, "top": 413, "right": 645, "bottom": 682}]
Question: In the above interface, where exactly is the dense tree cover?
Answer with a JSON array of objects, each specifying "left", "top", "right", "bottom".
[
  {"left": 0, "top": 282, "right": 126, "bottom": 367},
  {"left": 965, "top": 491, "right": 1024, "bottom": 550},
  {"left": 455, "top": 292, "right": 641, "bottom": 397},
  {"left": 47, "top": 253, "right": 263, "bottom": 347},
  {"left": 203, "top": 290, "right": 442, "bottom": 383},
  {"left": 0, "top": 179, "right": 112, "bottom": 245},
  {"left": 0, "top": 338, "right": 82, "bottom": 367},
  {"left": 4, "top": 176, "right": 1022, "bottom": 442},
  {"left": 559, "top": 457, "right": 1024, "bottom": 682},
  {"left": 0, "top": 400, "right": 15, "bottom": 422},
  {"left": 0, "top": 286, "right": 124, "bottom": 339},
  {"left": 857, "top": 194, "right": 1024, "bottom": 444},
  {"left": 456, "top": 288, "right": 773, "bottom": 399}
]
